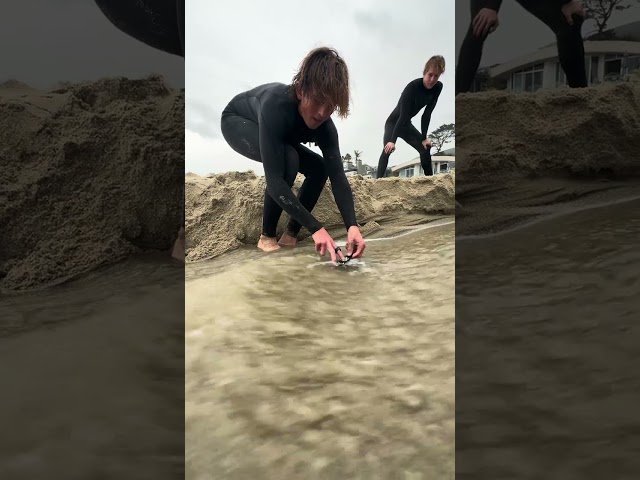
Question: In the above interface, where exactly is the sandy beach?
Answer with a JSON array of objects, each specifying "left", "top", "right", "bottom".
[
  {"left": 0, "top": 254, "right": 184, "bottom": 479},
  {"left": 185, "top": 172, "right": 456, "bottom": 261},
  {"left": 455, "top": 79, "right": 640, "bottom": 237},
  {"left": 0, "top": 76, "right": 186, "bottom": 478},
  {"left": 456, "top": 80, "right": 640, "bottom": 177},
  {"left": 3, "top": 61, "right": 638, "bottom": 479},
  {"left": 0, "top": 76, "right": 184, "bottom": 293},
  {"left": 454, "top": 77, "right": 640, "bottom": 479},
  {"left": 184, "top": 155, "right": 457, "bottom": 478},
  {"left": 456, "top": 81, "right": 640, "bottom": 239},
  {"left": 186, "top": 218, "right": 455, "bottom": 479}
]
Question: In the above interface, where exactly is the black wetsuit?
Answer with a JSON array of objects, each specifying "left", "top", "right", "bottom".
[
  {"left": 221, "top": 83, "right": 358, "bottom": 238},
  {"left": 376, "top": 79, "right": 443, "bottom": 179},
  {"left": 456, "top": 0, "right": 587, "bottom": 94},
  {"left": 93, "top": 0, "right": 184, "bottom": 57}
]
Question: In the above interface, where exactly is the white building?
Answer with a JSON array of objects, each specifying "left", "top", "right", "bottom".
[
  {"left": 343, "top": 157, "right": 375, "bottom": 178},
  {"left": 473, "top": 21, "right": 640, "bottom": 92},
  {"left": 390, "top": 155, "right": 455, "bottom": 178}
]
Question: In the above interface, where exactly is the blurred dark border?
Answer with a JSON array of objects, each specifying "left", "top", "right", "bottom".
[
  {"left": 0, "top": 2, "right": 185, "bottom": 478},
  {"left": 455, "top": 1, "right": 640, "bottom": 478}
]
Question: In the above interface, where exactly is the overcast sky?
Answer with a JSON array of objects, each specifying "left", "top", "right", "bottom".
[
  {"left": 185, "top": 0, "right": 456, "bottom": 176},
  {"left": 0, "top": 0, "right": 183, "bottom": 89}
]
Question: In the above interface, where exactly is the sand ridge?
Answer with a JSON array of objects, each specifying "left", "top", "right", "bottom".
[
  {"left": 0, "top": 76, "right": 184, "bottom": 293},
  {"left": 456, "top": 80, "right": 640, "bottom": 177},
  {"left": 185, "top": 173, "right": 455, "bottom": 262},
  {"left": 455, "top": 79, "right": 640, "bottom": 236}
]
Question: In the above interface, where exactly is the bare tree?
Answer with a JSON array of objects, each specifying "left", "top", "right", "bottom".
[
  {"left": 583, "top": 0, "right": 640, "bottom": 35},
  {"left": 428, "top": 123, "right": 455, "bottom": 154}
]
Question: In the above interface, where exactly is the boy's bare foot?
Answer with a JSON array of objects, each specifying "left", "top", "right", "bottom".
[
  {"left": 257, "top": 235, "right": 281, "bottom": 252},
  {"left": 278, "top": 232, "right": 298, "bottom": 247}
]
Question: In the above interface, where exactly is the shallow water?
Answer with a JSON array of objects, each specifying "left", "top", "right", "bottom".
[
  {"left": 0, "top": 254, "right": 184, "bottom": 479},
  {"left": 186, "top": 223, "right": 455, "bottom": 479},
  {"left": 456, "top": 199, "right": 640, "bottom": 479}
]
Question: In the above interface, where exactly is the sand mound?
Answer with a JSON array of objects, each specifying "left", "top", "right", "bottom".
[
  {"left": 185, "top": 172, "right": 455, "bottom": 261},
  {"left": 455, "top": 80, "right": 640, "bottom": 237},
  {"left": 0, "top": 79, "right": 34, "bottom": 90},
  {"left": 456, "top": 81, "right": 640, "bottom": 177},
  {"left": 0, "top": 75, "right": 184, "bottom": 292},
  {"left": 360, "top": 220, "right": 382, "bottom": 236}
]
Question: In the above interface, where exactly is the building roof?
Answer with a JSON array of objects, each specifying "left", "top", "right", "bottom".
[
  {"left": 435, "top": 146, "right": 455, "bottom": 156},
  {"left": 490, "top": 40, "right": 640, "bottom": 78},
  {"left": 596, "top": 20, "right": 640, "bottom": 42},
  {"left": 487, "top": 21, "right": 640, "bottom": 78},
  {"left": 390, "top": 155, "right": 455, "bottom": 172}
]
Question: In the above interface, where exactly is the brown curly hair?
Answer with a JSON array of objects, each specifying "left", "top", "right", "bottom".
[{"left": 291, "top": 46, "right": 350, "bottom": 118}]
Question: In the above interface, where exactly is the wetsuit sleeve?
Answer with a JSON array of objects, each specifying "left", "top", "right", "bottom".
[
  {"left": 421, "top": 82, "right": 443, "bottom": 139},
  {"left": 318, "top": 122, "right": 358, "bottom": 230},
  {"left": 258, "top": 104, "right": 324, "bottom": 234},
  {"left": 390, "top": 82, "right": 415, "bottom": 144}
]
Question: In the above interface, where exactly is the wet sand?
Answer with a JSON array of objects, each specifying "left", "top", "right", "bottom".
[
  {"left": 456, "top": 199, "right": 640, "bottom": 479},
  {"left": 0, "top": 254, "right": 184, "bottom": 479},
  {"left": 455, "top": 75, "right": 640, "bottom": 478},
  {"left": 186, "top": 223, "right": 455, "bottom": 479},
  {"left": 456, "top": 176, "right": 640, "bottom": 237}
]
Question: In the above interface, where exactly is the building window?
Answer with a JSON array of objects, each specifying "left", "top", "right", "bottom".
[
  {"left": 401, "top": 167, "right": 415, "bottom": 177},
  {"left": 555, "top": 62, "right": 567, "bottom": 87},
  {"left": 512, "top": 63, "right": 544, "bottom": 92},
  {"left": 625, "top": 54, "right": 640, "bottom": 76},
  {"left": 604, "top": 54, "right": 623, "bottom": 81},
  {"left": 590, "top": 55, "right": 599, "bottom": 84},
  {"left": 513, "top": 72, "right": 523, "bottom": 91}
]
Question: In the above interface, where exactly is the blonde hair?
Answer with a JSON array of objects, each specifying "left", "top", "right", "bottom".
[{"left": 424, "top": 55, "right": 446, "bottom": 75}]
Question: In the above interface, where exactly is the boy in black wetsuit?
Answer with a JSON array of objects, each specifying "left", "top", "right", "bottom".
[
  {"left": 456, "top": 0, "right": 587, "bottom": 94},
  {"left": 93, "top": 0, "right": 185, "bottom": 261},
  {"left": 376, "top": 55, "right": 445, "bottom": 179},
  {"left": 221, "top": 47, "right": 366, "bottom": 263}
]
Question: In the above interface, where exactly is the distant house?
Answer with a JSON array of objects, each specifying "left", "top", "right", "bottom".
[
  {"left": 343, "top": 158, "right": 375, "bottom": 178},
  {"left": 391, "top": 154, "right": 455, "bottom": 178},
  {"left": 343, "top": 160, "right": 358, "bottom": 176},
  {"left": 471, "top": 21, "right": 640, "bottom": 93}
]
